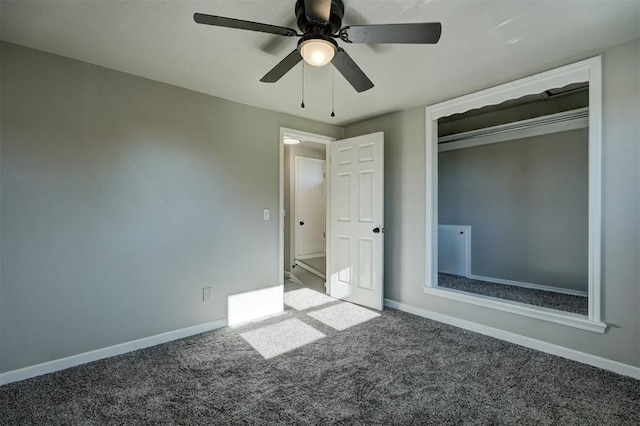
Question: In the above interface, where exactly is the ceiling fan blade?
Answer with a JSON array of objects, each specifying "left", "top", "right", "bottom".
[
  {"left": 339, "top": 23, "right": 442, "bottom": 44},
  {"left": 260, "top": 50, "right": 303, "bottom": 83},
  {"left": 194, "top": 13, "right": 298, "bottom": 37},
  {"left": 304, "top": 0, "right": 332, "bottom": 25},
  {"left": 331, "top": 48, "right": 374, "bottom": 93},
  {"left": 342, "top": 9, "right": 390, "bottom": 54},
  {"left": 260, "top": 17, "right": 299, "bottom": 55}
]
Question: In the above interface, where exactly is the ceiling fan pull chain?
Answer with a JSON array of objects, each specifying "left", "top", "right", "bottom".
[
  {"left": 331, "top": 66, "right": 335, "bottom": 117},
  {"left": 301, "top": 62, "right": 305, "bottom": 109}
]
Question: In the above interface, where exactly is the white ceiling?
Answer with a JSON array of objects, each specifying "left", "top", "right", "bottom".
[{"left": 2, "top": 0, "right": 639, "bottom": 125}]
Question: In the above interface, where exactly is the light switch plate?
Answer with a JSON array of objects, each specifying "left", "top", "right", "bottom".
[
  {"left": 263, "top": 208, "right": 270, "bottom": 221},
  {"left": 203, "top": 287, "right": 213, "bottom": 302}
]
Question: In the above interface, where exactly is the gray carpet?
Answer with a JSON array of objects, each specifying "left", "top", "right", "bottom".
[
  {"left": 439, "top": 273, "right": 589, "bottom": 315},
  {"left": 1, "top": 280, "right": 638, "bottom": 425}
]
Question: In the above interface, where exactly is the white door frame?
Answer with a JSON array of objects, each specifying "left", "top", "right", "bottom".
[{"left": 279, "top": 127, "right": 336, "bottom": 293}]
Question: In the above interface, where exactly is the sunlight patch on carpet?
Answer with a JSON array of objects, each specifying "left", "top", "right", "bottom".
[
  {"left": 239, "top": 318, "right": 325, "bottom": 359},
  {"left": 308, "top": 302, "right": 380, "bottom": 331},
  {"left": 284, "top": 287, "right": 336, "bottom": 311}
]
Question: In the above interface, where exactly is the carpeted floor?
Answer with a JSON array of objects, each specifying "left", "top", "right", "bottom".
[
  {"left": 438, "top": 273, "right": 589, "bottom": 315},
  {"left": 1, "top": 280, "right": 637, "bottom": 425}
]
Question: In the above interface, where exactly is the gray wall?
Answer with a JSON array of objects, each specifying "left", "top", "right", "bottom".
[
  {"left": 439, "top": 129, "right": 588, "bottom": 291},
  {"left": 345, "top": 38, "right": 640, "bottom": 367},
  {"left": 0, "top": 42, "right": 343, "bottom": 372},
  {"left": 283, "top": 142, "right": 326, "bottom": 273}
]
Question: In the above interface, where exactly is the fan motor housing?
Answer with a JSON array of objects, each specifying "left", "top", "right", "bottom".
[{"left": 295, "top": 0, "right": 345, "bottom": 35}]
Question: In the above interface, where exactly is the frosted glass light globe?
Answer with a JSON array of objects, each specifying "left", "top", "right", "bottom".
[{"left": 300, "top": 39, "right": 337, "bottom": 67}]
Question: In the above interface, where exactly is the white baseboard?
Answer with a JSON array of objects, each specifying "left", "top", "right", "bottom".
[
  {"left": 384, "top": 299, "right": 640, "bottom": 380},
  {"left": 0, "top": 318, "right": 227, "bottom": 386},
  {"left": 468, "top": 274, "right": 588, "bottom": 297}
]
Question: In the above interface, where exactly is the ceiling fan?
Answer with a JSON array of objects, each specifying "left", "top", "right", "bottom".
[{"left": 194, "top": 0, "right": 442, "bottom": 93}]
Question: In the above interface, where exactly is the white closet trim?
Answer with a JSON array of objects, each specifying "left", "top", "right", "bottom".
[{"left": 438, "top": 107, "right": 588, "bottom": 152}]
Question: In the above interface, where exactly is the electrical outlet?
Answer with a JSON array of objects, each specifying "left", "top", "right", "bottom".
[
  {"left": 202, "top": 287, "right": 213, "bottom": 302},
  {"left": 263, "top": 208, "right": 270, "bottom": 221}
]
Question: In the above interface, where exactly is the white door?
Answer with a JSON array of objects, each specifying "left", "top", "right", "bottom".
[
  {"left": 329, "top": 132, "right": 384, "bottom": 310},
  {"left": 295, "top": 156, "right": 326, "bottom": 259}
]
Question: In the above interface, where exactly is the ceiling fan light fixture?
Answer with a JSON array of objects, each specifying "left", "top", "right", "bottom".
[
  {"left": 283, "top": 137, "right": 302, "bottom": 145},
  {"left": 299, "top": 38, "right": 337, "bottom": 66},
  {"left": 194, "top": 0, "right": 442, "bottom": 93}
]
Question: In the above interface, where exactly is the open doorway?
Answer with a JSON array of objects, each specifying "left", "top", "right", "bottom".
[
  {"left": 435, "top": 82, "right": 590, "bottom": 315},
  {"left": 291, "top": 153, "right": 326, "bottom": 290},
  {"left": 279, "top": 128, "right": 385, "bottom": 311},
  {"left": 280, "top": 128, "right": 335, "bottom": 294}
]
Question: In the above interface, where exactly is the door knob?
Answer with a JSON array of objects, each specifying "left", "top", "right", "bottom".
[
  {"left": 373, "top": 227, "right": 381, "bottom": 234},
  {"left": 300, "top": 221, "right": 305, "bottom": 226}
]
